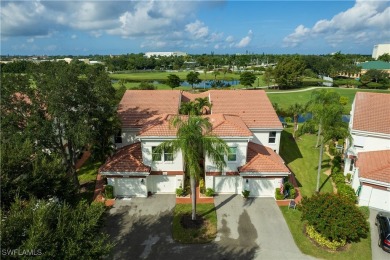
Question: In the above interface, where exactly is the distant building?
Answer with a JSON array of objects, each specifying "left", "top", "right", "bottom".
[
  {"left": 358, "top": 61, "right": 390, "bottom": 75},
  {"left": 144, "top": 52, "right": 187, "bottom": 58},
  {"left": 372, "top": 44, "right": 390, "bottom": 60}
]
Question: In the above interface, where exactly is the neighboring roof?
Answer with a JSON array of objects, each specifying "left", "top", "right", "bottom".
[
  {"left": 359, "top": 61, "right": 390, "bottom": 70},
  {"left": 239, "top": 142, "right": 289, "bottom": 173},
  {"left": 99, "top": 142, "right": 150, "bottom": 173},
  {"left": 118, "top": 90, "right": 282, "bottom": 130},
  {"left": 352, "top": 92, "right": 390, "bottom": 134},
  {"left": 138, "top": 114, "right": 253, "bottom": 137},
  {"left": 356, "top": 150, "right": 390, "bottom": 184},
  {"left": 118, "top": 90, "right": 181, "bottom": 128},
  {"left": 208, "top": 90, "right": 282, "bottom": 129}
]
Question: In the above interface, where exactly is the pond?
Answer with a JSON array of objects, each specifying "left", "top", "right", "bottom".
[{"left": 279, "top": 113, "right": 350, "bottom": 123}]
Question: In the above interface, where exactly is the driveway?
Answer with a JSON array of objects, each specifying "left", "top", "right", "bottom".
[
  {"left": 369, "top": 208, "right": 390, "bottom": 260},
  {"left": 104, "top": 194, "right": 314, "bottom": 259}
]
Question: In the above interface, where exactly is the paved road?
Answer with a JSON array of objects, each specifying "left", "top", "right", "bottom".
[
  {"left": 104, "top": 194, "right": 314, "bottom": 260},
  {"left": 369, "top": 208, "right": 390, "bottom": 260}
]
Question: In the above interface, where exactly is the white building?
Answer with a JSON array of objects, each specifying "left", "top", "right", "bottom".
[
  {"left": 100, "top": 90, "right": 290, "bottom": 198},
  {"left": 372, "top": 44, "right": 390, "bottom": 60},
  {"left": 344, "top": 92, "right": 390, "bottom": 211},
  {"left": 144, "top": 52, "right": 187, "bottom": 58}
]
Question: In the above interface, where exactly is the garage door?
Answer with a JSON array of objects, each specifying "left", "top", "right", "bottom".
[
  {"left": 214, "top": 176, "right": 241, "bottom": 194},
  {"left": 360, "top": 185, "right": 390, "bottom": 211},
  {"left": 248, "top": 178, "right": 275, "bottom": 197},
  {"left": 147, "top": 175, "right": 176, "bottom": 193},
  {"left": 108, "top": 178, "right": 147, "bottom": 197}
]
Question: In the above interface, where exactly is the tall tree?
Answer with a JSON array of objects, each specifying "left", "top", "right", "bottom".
[
  {"left": 186, "top": 71, "right": 201, "bottom": 89},
  {"left": 156, "top": 115, "right": 228, "bottom": 220},
  {"left": 239, "top": 71, "right": 256, "bottom": 87},
  {"left": 166, "top": 74, "right": 181, "bottom": 90},
  {"left": 274, "top": 56, "right": 306, "bottom": 89},
  {"left": 307, "top": 90, "right": 349, "bottom": 192},
  {"left": 288, "top": 103, "right": 305, "bottom": 139}
]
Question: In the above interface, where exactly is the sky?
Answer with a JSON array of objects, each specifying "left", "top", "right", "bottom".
[{"left": 1, "top": 0, "right": 389, "bottom": 56}]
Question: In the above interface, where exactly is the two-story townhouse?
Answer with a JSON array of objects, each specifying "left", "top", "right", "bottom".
[
  {"left": 99, "top": 90, "right": 290, "bottom": 198},
  {"left": 344, "top": 92, "right": 390, "bottom": 211}
]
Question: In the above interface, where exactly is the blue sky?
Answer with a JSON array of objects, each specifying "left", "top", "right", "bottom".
[{"left": 1, "top": 0, "right": 389, "bottom": 56}]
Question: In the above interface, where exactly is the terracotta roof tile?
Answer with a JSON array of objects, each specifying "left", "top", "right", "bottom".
[
  {"left": 99, "top": 142, "right": 150, "bottom": 173},
  {"left": 138, "top": 114, "right": 253, "bottom": 137},
  {"left": 239, "top": 142, "right": 290, "bottom": 173},
  {"left": 118, "top": 90, "right": 281, "bottom": 129},
  {"left": 118, "top": 90, "right": 181, "bottom": 128},
  {"left": 352, "top": 92, "right": 390, "bottom": 134},
  {"left": 356, "top": 150, "right": 390, "bottom": 183}
]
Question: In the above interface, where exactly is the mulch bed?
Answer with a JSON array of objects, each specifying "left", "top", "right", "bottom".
[{"left": 180, "top": 214, "right": 205, "bottom": 229}]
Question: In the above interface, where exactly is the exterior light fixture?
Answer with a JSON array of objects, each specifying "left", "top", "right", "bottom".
[{"left": 141, "top": 179, "right": 144, "bottom": 184}]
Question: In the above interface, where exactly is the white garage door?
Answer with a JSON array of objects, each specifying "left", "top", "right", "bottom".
[
  {"left": 108, "top": 178, "right": 146, "bottom": 197},
  {"left": 214, "top": 176, "right": 241, "bottom": 194},
  {"left": 248, "top": 178, "right": 275, "bottom": 197},
  {"left": 147, "top": 175, "right": 176, "bottom": 193},
  {"left": 360, "top": 185, "right": 390, "bottom": 211}
]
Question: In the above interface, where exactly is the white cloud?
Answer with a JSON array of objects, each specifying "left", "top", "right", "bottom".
[
  {"left": 225, "top": 35, "right": 234, "bottom": 43},
  {"left": 284, "top": 0, "right": 390, "bottom": 48},
  {"left": 236, "top": 30, "right": 253, "bottom": 48},
  {"left": 185, "top": 20, "right": 209, "bottom": 39},
  {"left": 71, "top": 34, "right": 77, "bottom": 39},
  {"left": 27, "top": 38, "right": 34, "bottom": 43}
]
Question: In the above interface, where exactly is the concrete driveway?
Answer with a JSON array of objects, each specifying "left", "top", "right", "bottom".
[
  {"left": 104, "top": 194, "right": 314, "bottom": 259},
  {"left": 369, "top": 208, "right": 390, "bottom": 260}
]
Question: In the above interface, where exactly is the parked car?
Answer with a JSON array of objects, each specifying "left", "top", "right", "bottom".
[{"left": 375, "top": 211, "right": 390, "bottom": 253}]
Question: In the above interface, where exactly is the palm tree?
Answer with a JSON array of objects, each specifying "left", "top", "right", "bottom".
[
  {"left": 288, "top": 103, "right": 304, "bottom": 139},
  {"left": 179, "top": 97, "right": 212, "bottom": 116},
  {"left": 308, "top": 90, "right": 349, "bottom": 192},
  {"left": 156, "top": 115, "right": 228, "bottom": 220}
]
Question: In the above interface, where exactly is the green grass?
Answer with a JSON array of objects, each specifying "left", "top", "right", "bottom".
[
  {"left": 280, "top": 127, "right": 333, "bottom": 197},
  {"left": 267, "top": 88, "right": 389, "bottom": 112},
  {"left": 280, "top": 206, "right": 371, "bottom": 260},
  {"left": 173, "top": 203, "right": 217, "bottom": 243},
  {"left": 77, "top": 159, "right": 102, "bottom": 203}
]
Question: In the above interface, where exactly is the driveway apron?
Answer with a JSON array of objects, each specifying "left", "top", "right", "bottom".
[{"left": 369, "top": 208, "right": 390, "bottom": 260}]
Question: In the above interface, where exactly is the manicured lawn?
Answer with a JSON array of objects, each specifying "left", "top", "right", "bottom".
[
  {"left": 172, "top": 203, "right": 217, "bottom": 243},
  {"left": 280, "top": 206, "right": 371, "bottom": 260},
  {"left": 267, "top": 88, "right": 389, "bottom": 112},
  {"left": 77, "top": 159, "right": 102, "bottom": 203},
  {"left": 279, "top": 127, "right": 333, "bottom": 197}
]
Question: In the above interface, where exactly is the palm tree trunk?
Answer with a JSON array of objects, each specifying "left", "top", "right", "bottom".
[
  {"left": 316, "top": 139, "right": 324, "bottom": 192},
  {"left": 190, "top": 175, "right": 197, "bottom": 220},
  {"left": 293, "top": 115, "right": 298, "bottom": 139},
  {"left": 316, "top": 123, "right": 322, "bottom": 148}
]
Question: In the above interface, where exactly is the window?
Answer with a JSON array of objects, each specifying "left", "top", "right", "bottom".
[
  {"left": 228, "top": 147, "right": 237, "bottom": 161},
  {"left": 164, "top": 147, "right": 174, "bottom": 161},
  {"left": 269, "top": 131, "right": 276, "bottom": 143},
  {"left": 152, "top": 146, "right": 173, "bottom": 162},
  {"left": 152, "top": 147, "right": 162, "bottom": 161},
  {"left": 114, "top": 130, "right": 122, "bottom": 143}
]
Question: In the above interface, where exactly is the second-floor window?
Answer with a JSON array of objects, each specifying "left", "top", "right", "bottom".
[
  {"left": 269, "top": 132, "right": 276, "bottom": 143},
  {"left": 114, "top": 130, "right": 122, "bottom": 143},
  {"left": 228, "top": 147, "right": 237, "bottom": 161},
  {"left": 152, "top": 146, "right": 173, "bottom": 162}
]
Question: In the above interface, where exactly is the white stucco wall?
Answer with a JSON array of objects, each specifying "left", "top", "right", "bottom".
[
  {"left": 141, "top": 140, "right": 184, "bottom": 172},
  {"left": 115, "top": 128, "right": 139, "bottom": 148},
  {"left": 250, "top": 129, "right": 281, "bottom": 154},
  {"left": 204, "top": 139, "right": 248, "bottom": 173}
]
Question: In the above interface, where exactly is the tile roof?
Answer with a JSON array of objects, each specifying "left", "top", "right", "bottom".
[
  {"left": 352, "top": 92, "right": 390, "bottom": 134},
  {"left": 208, "top": 90, "right": 282, "bottom": 129},
  {"left": 356, "top": 150, "right": 390, "bottom": 184},
  {"left": 138, "top": 114, "right": 253, "bottom": 137},
  {"left": 239, "top": 142, "right": 290, "bottom": 173},
  {"left": 118, "top": 90, "right": 282, "bottom": 129},
  {"left": 118, "top": 90, "right": 181, "bottom": 128},
  {"left": 99, "top": 142, "right": 150, "bottom": 173}
]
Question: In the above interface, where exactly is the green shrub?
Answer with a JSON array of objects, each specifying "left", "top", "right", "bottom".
[
  {"left": 284, "top": 181, "right": 293, "bottom": 191},
  {"left": 346, "top": 173, "right": 352, "bottom": 182},
  {"left": 275, "top": 188, "right": 284, "bottom": 200},
  {"left": 176, "top": 188, "right": 186, "bottom": 197},
  {"left": 199, "top": 179, "right": 205, "bottom": 194},
  {"left": 104, "top": 185, "right": 114, "bottom": 199},
  {"left": 331, "top": 165, "right": 341, "bottom": 175},
  {"left": 359, "top": 206, "right": 370, "bottom": 219},
  {"left": 337, "top": 185, "right": 357, "bottom": 203},
  {"left": 328, "top": 141, "right": 336, "bottom": 155},
  {"left": 332, "top": 173, "right": 345, "bottom": 186},
  {"left": 242, "top": 190, "right": 250, "bottom": 198},
  {"left": 332, "top": 155, "right": 342, "bottom": 166},
  {"left": 289, "top": 188, "right": 296, "bottom": 199},
  {"left": 205, "top": 188, "right": 215, "bottom": 197},
  {"left": 306, "top": 224, "right": 346, "bottom": 250},
  {"left": 300, "top": 193, "right": 368, "bottom": 243}
]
